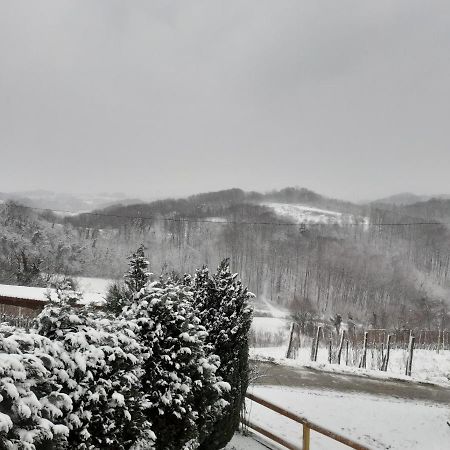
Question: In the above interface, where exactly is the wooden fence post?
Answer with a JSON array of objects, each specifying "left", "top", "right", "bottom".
[
  {"left": 286, "top": 323, "right": 295, "bottom": 359},
  {"left": 360, "top": 332, "right": 368, "bottom": 369},
  {"left": 302, "top": 424, "right": 310, "bottom": 450},
  {"left": 310, "top": 337, "right": 316, "bottom": 361},
  {"left": 382, "top": 335, "right": 391, "bottom": 371},
  {"left": 406, "top": 335, "right": 415, "bottom": 376},
  {"left": 437, "top": 329, "right": 441, "bottom": 354},
  {"left": 328, "top": 339, "right": 332, "bottom": 364},
  {"left": 337, "top": 330, "right": 345, "bottom": 365},
  {"left": 312, "top": 326, "right": 321, "bottom": 362}
]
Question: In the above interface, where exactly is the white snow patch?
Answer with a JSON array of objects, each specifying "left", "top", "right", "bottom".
[
  {"left": 227, "top": 432, "right": 274, "bottom": 449},
  {"left": 0, "top": 284, "right": 57, "bottom": 302},
  {"left": 263, "top": 202, "right": 369, "bottom": 227},
  {"left": 252, "top": 317, "right": 288, "bottom": 336},
  {"left": 75, "top": 277, "right": 114, "bottom": 295}
]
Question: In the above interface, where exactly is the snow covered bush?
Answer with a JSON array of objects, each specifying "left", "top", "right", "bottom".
[
  {"left": 190, "top": 259, "right": 253, "bottom": 450},
  {"left": 122, "top": 277, "right": 230, "bottom": 450},
  {"left": 1, "top": 255, "right": 253, "bottom": 449},
  {"left": 0, "top": 326, "right": 71, "bottom": 450},
  {"left": 104, "top": 280, "right": 131, "bottom": 316},
  {"left": 35, "top": 287, "right": 152, "bottom": 449}
]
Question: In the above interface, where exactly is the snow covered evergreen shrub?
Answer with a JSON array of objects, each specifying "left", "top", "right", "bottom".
[
  {"left": 1, "top": 256, "right": 252, "bottom": 450},
  {"left": 190, "top": 259, "right": 253, "bottom": 450},
  {"left": 122, "top": 278, "right": 230, "bottom": 450},
  {"left": 105, "top": 280, "right": 131, "bottom": 315},
  {"left": 35, "top": 287, "right": 153, "bottom": 449},
  {"left": 0, "top": 325, "right": 71, "bottom": 450}
]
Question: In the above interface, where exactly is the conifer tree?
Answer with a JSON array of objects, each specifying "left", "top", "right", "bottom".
[
  {"left": 106, "top": 245, "right": 151, "bottom": 314},
  {"left": 123, "top": 277, "right": 229, "bottom": 450},
  {"left": 191, "top": 259, "right": 253, "bottom": 450},
  {"left": 124, "top": 245, "right": 151, "bottom": 293}
]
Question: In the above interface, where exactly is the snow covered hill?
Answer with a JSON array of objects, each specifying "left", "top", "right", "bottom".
[{"left": 263, "top": 202, "right": 369, "bottom": 226}]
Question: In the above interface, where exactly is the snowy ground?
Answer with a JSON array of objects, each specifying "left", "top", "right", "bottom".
[
  {"left": 250, "top": 298, "right": 450, "bottom": 386},
  {"left": 227, "top": 433, "right": 273, "bottom": 449},
  {"left": 244, "top": 385, "right": 450, "bottom": 450},
  {"left": 251, "top": 345, "right": 450, "bottom": 387}
]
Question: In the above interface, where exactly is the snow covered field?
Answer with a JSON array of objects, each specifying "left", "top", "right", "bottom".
[
  {"left": 75, "top": 276, "right": 114, "bottom": 295},
  {"left": 263, "top": 202, "right": 369, "bottom": 226},
  {"left": 251, "top": 299, "right": 290, "bottom": 348},
  {"left": 245, "top": 385, "right": 450, "bottom": 450}
]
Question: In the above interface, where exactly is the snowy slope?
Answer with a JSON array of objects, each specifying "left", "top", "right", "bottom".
[{"left": 263, "top": 202, "right": 369, "bottom": 226}]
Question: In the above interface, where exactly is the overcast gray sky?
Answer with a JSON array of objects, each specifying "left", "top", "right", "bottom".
[{"left": 1, "top": 0, "right": 450, "bottom": 201}]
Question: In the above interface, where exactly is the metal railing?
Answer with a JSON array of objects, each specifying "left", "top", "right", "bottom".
[{"left": 242, "top": 392, "right": 372, "bottom": 450}]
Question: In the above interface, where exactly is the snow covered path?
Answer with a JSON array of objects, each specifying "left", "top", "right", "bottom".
[{"left": 252, "top": 361, "right": 450, "bottom": 405}]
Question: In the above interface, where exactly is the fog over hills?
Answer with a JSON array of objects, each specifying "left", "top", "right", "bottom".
[
  {"left": 1, "top": 186, "right": 450, "bottom": 331},
  {"left": 0, "top": 190, "right": 143, "bottom": 213},
  {"left": 373, "top": 192, "right": 450, "bottom": 206},
  {"left": 2, "top": 186, "right": 450, "bottom": 219}
]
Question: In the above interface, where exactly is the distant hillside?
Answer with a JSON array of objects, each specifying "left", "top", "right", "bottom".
[
  {"left": 373, "top": 192, "right": 450, "bottom": 206},
  {"left": 402, "top": 198, "right": 450, "bottom": 222},
  {"left": 62, "top": 187, "right": 366, "bottom": 229},
  {"left": 1, "top": 187, "right": 449, "bottom": 330},
  {"left": 373, "top": 193, "right": 430, "bottom": 206},
  {"left": 0, "top": 190, "right": 142, "bottom": 213}
]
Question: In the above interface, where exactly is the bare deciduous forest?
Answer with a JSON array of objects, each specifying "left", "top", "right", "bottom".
[{"left": 2, "top": 187, "right": 449, "bottom": 330}]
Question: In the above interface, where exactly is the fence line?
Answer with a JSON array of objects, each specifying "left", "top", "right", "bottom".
[
  {"left": 291, "top": 322, "right": 450, "bottom": 350},
  {"left": 284, "top": 323, "right": 449, "bottom": 376},
  {"left": 0, "top": 313, "right": 35, "bottom": 329}
]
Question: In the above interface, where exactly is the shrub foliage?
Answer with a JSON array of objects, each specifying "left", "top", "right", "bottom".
[{"left": 0, "top": 253, "right": 253, "bottom": 449}]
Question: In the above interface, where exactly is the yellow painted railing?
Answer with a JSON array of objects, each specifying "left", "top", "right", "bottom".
[{"left": 242, "top": 392, "right": 372, "bottom": 450}]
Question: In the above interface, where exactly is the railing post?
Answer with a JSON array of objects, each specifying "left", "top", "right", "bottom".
[{"left": 302, "top": 423, "right": 310, "bottom": 450}]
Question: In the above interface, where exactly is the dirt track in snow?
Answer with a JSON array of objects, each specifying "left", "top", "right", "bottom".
[{"left": 251, "top": 360, "right": 450, "bottom": 405}]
